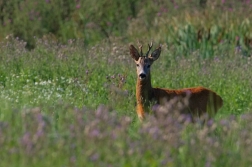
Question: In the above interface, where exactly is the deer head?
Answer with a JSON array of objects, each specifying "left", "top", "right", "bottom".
[{"left": 129, "top": 43, "right": 161, "bottom": 81}]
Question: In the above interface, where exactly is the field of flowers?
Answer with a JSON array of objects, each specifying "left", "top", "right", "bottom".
[{"left": 0, "top": 0, "right": 252, "bottom": 166}]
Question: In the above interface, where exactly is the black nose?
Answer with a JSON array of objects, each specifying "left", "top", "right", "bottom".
[{"left": 139, "top": 73, "right": 146, "bottom": 79}]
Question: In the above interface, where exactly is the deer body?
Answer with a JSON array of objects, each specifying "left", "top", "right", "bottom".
[{"left": 130, "top": 43, "right": 223, "bottom": 121}]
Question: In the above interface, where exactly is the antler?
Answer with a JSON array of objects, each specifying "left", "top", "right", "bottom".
[
  {"left": 138, "top": 44, "right": 143, "bottom": 57},
  {"left": 145, "top": 42, "right": 153, "bottom": 57}
]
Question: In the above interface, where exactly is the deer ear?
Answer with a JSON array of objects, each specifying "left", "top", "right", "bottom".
[
  {"left": 129, "top": 45, "right": 140, "bottom": 61},
  {"left": 149, "top": 46, "right": 161, "bottom": 61}
]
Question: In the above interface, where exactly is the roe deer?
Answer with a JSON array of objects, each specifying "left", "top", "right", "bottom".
[{"left": 129, "top": 42, "right": 223, "bottom": 121}]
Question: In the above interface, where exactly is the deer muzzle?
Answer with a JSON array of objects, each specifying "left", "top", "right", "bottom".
[{"left": 139, "top": 73, "right": 147, "bottom": 80}]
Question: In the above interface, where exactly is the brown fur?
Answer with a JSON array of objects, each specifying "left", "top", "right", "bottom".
[{"left": 130, "top": 43, "right": 223, "bottom": 121}]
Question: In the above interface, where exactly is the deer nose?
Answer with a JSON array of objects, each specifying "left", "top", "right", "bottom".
[{"left": 139, "top": 73, "right": 146, "bottom": 79}]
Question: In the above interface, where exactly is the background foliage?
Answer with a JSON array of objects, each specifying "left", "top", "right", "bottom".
[
  {"left": 0, "top": 0, "right": 252, "bottom": 166},
  {"left": 0, "top": 0, "right": 252, "bottom": 51}
]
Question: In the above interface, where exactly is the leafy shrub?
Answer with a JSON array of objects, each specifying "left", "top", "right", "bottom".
[{"left": 0, "top": 0, "right": 252, "bottom": 54}]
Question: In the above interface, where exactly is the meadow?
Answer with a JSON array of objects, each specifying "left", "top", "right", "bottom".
[{"left": 0, "top": 0, "right": 252, "bottom": 166}]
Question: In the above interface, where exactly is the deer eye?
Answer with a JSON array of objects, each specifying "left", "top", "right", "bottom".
[
  {"left": 147, "top": 65, "right": 150, "bottom": 68},
  {"left": 136, "top": 64, "right": 139, "bottom": 67}
]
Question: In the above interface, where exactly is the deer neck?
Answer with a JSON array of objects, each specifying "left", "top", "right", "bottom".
[{"left": 136, "top": 74, "right": 153, "bottom": 104}]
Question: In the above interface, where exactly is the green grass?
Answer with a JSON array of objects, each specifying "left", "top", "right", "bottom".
[
  {"left": 0, "top": 35, "right": 252, "bottom": 166},
  {"left": 0, "top": 1, "right": 252, "bottom": 166}
]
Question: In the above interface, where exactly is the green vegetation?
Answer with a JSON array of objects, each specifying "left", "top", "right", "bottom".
[{"left": 0, "top": 0, "right": 252, "bottom": 166}]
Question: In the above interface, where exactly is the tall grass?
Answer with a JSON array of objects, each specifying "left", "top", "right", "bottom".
[
  {"left": 0, "top": 35, "right": 251, "bottom": 166},
  {"left": 1, "top": 0, "right": 252, "bottom": 51},
  {"left": 0, "top": 0, "right": 252, "bottom": 166}
]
